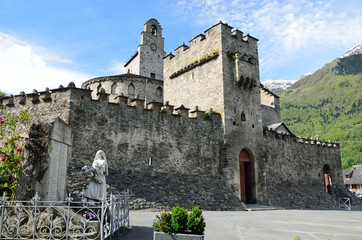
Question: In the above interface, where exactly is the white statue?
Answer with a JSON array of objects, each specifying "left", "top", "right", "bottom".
[{"left": 83, "top": 150, "right": 108, "bottom": 201}]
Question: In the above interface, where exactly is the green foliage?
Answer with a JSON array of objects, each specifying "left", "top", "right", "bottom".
[
  {"left": 187, "top": 206, "right": 206, "bottom": 235},
  {"left": 281, "top": 55, "right": 362, "bottom": 169},
  {"left": 0, "top": 92, "right": 5, "bottom": 98},
  {"left": 153, "top": 206, "right": 205, "bottom": 235},
  {"left": 152, "top": 212, "right": 172, "bottom": 234},
  {"left": 0, "top": 110, "right": 32, "bottom": 199},
  {"left": 171, "top": 206, "right": 188, "bottom": 233},
  {"left": 214, "top": 49, "right": 219, "bottom": 54},
  {"left": 204, "top": 109, "right": 218, "bottom": 120},
  {"left": 292, "top": 234, "right": 302, "bottom": 240},
  {"left": 199, "top": 55, "right": 207, "bottom": 61}
]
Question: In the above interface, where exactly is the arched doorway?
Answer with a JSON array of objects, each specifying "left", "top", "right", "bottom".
[
  {"left": 323, "top": 165, "right": 331, "bottom": 194},
  {"left": 239, "top": 149, "right": 253, "bottom": 203}
]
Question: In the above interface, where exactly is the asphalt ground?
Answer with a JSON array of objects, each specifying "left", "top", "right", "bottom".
[{"left": 119, "top": 207, "right": 362, "bottom": 240}]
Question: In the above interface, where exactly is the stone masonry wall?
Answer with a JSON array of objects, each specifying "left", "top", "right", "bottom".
[
  {"left": 1, "top": 87, "right": 245, "bottom": 210},
  {"left": 163, "top": 24, "right": 224, "bottom": 115},
  {"left": 260, "top": 87, "right": 281, "bottom": 126},
  {"left": 261, "top": 105, "right": 281, "bottom": 127},
  {"left": 256, "top": 130, "right": 343, "bottom": 208},
  {"left": 82, "top": 74, "right": 163, "bottom": 104}
]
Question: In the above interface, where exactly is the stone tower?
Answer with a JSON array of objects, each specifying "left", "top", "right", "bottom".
[
  {"left": 124, "top": 18, "right": 166, "bottom": 80},
  {"left": 163, "top": 22, "right": 262, "bottom": 203}
]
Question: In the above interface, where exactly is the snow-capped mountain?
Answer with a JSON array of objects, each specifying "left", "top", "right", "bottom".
[
  {"left": 341, "top": 44, "right": 362, "bottom": 58},
  {"left": 261, "top": 79, "right": 296, "bottom": 95},
  {"left": 299, "top": 73, "right": 312, "bottom": 79}
]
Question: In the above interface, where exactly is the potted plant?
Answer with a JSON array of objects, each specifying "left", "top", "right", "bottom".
[{"left": 153, "top": 206, "right": 206, "bottom": 240}]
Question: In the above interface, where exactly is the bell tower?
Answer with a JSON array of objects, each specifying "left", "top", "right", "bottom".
[{"left": 124, "top": 18, "right": 166, "bottom": 80}]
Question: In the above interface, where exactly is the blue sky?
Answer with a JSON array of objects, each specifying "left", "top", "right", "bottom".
[{"left": 0, "top": 0, "right": 361, "bottom": 94}]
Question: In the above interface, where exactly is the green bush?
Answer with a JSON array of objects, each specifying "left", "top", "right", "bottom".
[
  {"left": 187, "top": 206, "right": 206, "bottom": 235},
  {"left": 153, "top": 206, "right": 205, "bottom": 235},
  {"left": 152, "top": 212, "right": 172, "bottom": 234},
  {"left": 171, "top": 206, "right": 188, "bottom": 233}
]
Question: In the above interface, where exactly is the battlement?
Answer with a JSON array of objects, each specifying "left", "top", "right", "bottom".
[
  {"left": 164, "top": 21, "right": 258, "bottom": 64},
  {"left": 0, "top": 82, "right": 221, "bottom": 125},
  {"left": 263, "top": 128, "right": 339, "bottom": 148}
]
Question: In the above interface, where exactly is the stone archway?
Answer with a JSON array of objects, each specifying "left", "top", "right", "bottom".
[{"left": 239, "top": 149, "right": 254, "bottom": 204}]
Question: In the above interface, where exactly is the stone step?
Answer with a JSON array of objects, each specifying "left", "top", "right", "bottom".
[{"left": 245, "top": 204, "right": 280, "bottom": 211}]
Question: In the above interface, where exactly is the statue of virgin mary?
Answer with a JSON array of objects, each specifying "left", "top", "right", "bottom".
[{"left": 84, "top": 150, "right": 109, "bottom": 200}]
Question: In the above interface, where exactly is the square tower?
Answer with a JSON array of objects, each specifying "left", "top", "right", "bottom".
[
  {"left": 163, "top": 22, "right": 262, "bottom": 202},
  {"left": 124, "top": 18, "right": 166, "bottom": 80}
]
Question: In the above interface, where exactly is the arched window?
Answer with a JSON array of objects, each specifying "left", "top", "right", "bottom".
[
  {"left": 151, "top": 25, "right": 157, "bottom": 36},
  {"left": 156, "top": 86, "right": 163, "bottom": 97},
  {"left": 97, "top": 84, "right": 102, "bottom": 93},
  {"left": 128, "top": 83, "right": 135, "bottom": 96},
  {"left": 241, "top": 112, "right": 246, "bottom": 121},
  {"left": 111, "top": 83, "right": 117, "bottom": 95}
]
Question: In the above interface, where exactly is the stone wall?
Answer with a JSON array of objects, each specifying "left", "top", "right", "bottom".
[
  {"left": 15, "top": 118, "right": 72, "bottom": 201},
  {"left": 163, "top": 24, "right": 224, "bottom": 115},
  {"left": 255, "top": 130, "right": 343, "bottom": 208},
  {"left": 1, "top": 87, "right": 247, "bottom": 210},
  {"left": 260, "top": 87, "right": 281, "bottom": 126},
  {"left": 81, "top": 74, "right": 163, "bottom": 105},
  {"left": 66, "top": 89, "right": 223, "bottom": 187},
  {"left": 261, "top": 105, "right": 281, "bottom": 127}
]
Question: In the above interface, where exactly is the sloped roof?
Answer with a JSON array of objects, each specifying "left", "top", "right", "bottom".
[
  {"left": 124, "top": 51, "right": 138, "bottom": 67},
  {"left": 267, "top": 122, "right": 293, "bottom": 135},
  {"left": 344, "top": 168, "right": 362, "bottom": 185}
]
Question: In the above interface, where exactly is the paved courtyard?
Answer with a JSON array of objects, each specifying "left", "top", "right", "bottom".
[{"left": 120, "top": 207, "right": 362, "bottom": 240}]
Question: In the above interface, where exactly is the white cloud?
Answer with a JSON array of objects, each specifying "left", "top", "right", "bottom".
[
  {"left": 0, "top": 33, "right": 92, "bottom": 95},
  {"left": 173, "top": 0, "right": 362, "bottom": 78},
  {"left": 108, "top": 62, "right": 125, "bottom": 75}
]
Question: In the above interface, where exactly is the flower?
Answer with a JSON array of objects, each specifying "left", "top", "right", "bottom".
[
  {"left": 1, "top": 157, "right": 5, "bottom": 162},
  {"left": 0, "top": 120, "right": 4, "bottom": 124},
  {"left": 16, "top": 148, "right": 22, "bottom": 152},
  {"left": 5, "top": 141, "right": 8, "bottom": 145},
  {"left": 25, "top": 138, "right": 29, "bottom": 141}
]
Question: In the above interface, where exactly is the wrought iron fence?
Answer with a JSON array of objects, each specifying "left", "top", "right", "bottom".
[
  {"left": 338, "top": 197, "right": 351, "bottom": 211},
  {"left": 0, "top": 190, "right": 129, "bottom": 239}
]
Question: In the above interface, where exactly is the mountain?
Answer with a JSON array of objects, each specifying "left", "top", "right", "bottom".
[
  {"left": 262, "top": 79, "right": 296, "bottom": 95},
  {"left": 280, "top": 45, "right": 362, "bottom": 170},
  {"left": 342, "top": 44, "right": 362, "bottom": 58}
]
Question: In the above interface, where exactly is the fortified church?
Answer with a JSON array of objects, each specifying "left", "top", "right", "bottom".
[{"left": 1, "top": 19, "right": 346, "bottom": 209}]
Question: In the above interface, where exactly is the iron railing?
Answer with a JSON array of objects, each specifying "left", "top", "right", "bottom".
[
  {"left": 338, "top": 197, "right": 351, "bottom": 211},
  {"left": 0, "top": 190, "right": 129, "bottom": 239}
]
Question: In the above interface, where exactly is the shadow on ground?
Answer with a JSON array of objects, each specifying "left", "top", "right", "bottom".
[{"left": 119, "top": 226, "right": 153, "bottom": 240}]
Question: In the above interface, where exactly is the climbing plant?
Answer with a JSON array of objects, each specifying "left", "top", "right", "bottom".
[{"left": 0, "top": 110, "right": 32, "bottom": 199}]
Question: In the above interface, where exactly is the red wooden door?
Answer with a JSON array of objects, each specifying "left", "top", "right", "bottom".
[
  {"left": 323, "top": 165, "right": 331, "bottom": 194},
  {"left": 239, "top": 150, "right": 252, "bottom": 203}
]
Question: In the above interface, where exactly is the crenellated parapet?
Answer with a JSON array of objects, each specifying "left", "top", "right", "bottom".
[
  {"left": 164, "top": 21, "right": 258, "bottom": 71},
  {"left": 163, "top": 21, "right": 261, "bottom": 120},
  {"left": 0, "top": 82, "right": 221, "bottom": 126},
  {"left": 263, "top": 128, "right": 339, "bottom": 148}
]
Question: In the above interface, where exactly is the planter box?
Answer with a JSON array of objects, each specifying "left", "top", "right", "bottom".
[{"left": 154, "top": 231, "right": 204, "bottom": 240}]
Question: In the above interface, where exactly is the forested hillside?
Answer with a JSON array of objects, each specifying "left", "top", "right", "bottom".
[{"left": 281, "top": 52, "right": 361, "bottom": 170}]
